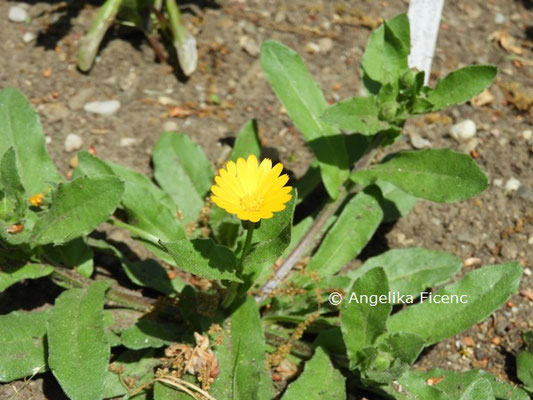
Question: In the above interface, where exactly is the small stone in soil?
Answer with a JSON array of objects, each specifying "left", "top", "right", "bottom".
[
  {"left": 522, "top": 129, "right": 532, "bottom": 142},
  {"left": 500, "top": 241, "right": 518, "bottom": 259},
  {"left": 517, "top": 185, "right": 533, "bottom": 203},
  {"left": 494, "top": 13, "right": 505, "bottom": 24},
  {"left": 492, "top": 178, "right": 503, "bottom": 187},
  {"left": 239, "top": 36, "right": 260, "bottom": 57},
  {"left": 64, "top": 134, "right": 83, "bottom": 152},
  {"left": 449, "top": 119, "right": 477, "bottom": 142},
  {"left": 409, "top": 132, "right": 431, "bottom": 149},
  {"left": 318, "top": 37, "right": 334, "bottom": 53},
  {"left": 68, "top": 88, "right": 95, "bottom": 110},
  {"left": 8, "top": 6, "right": 28, "bottom": 22},
  {"left": 120, "top": 137, "right": 137, "bottom": 147},
  {"left": 305, "top": 42, "right": 320, "bottom": 54},
  {"left": 40, "top": 102, "right": 69, "bottom": 123},
  {"left": 504, "top": 177, "right": 521, "bottom": 192},
  {"left": 163, "top": 121, "right": 179, "bottom": 131},
  {"left": 22, "top": 32, "right": 36, "bottom": 43},
  {"left": 84, "top": 100, "right": 121, "bottom": 116}
]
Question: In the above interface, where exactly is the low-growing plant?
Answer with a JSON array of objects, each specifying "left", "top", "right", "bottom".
[
  {"left": 77, "top": 0, "right": 197, "bottom": 75},
  {"left": 0, "top": 13, "right": 530, "bottom": 400}
]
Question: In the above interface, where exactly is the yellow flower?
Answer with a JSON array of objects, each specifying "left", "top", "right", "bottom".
[
  {"left": 29, "top": 193, "right": 45, "bottom": 207},
  {"left": 211, "top": 155, "right": 292, "bottom": 223}
]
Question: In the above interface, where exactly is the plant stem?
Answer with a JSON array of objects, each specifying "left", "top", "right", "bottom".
[
  {"left": 222, "top": 220, "right": 255, "bottom": 308},
  {"left": 51, "top": 266, "right": 154, "bottom": 312},
  {"left": 255, "top": 139, "right": 382, "bottom": 303}
]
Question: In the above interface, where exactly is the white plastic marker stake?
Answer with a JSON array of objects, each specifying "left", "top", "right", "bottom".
[{"left": 407, "top": 0, "right": 445, "bottom": 85}]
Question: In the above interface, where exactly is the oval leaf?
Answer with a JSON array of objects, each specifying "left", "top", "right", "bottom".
[
  {"left": 282, "top": 347, "right": 345, "bottom": 400},
  {"left": 152, "top": 132, "right": 213, "bottom": 223},
  {"left": 260, "top": 40, "right": 349, "bottom": 199},
  {"left": 161, "top": 238, "right": 242, "bottom": 282},
  {"left": 352, "top": 149, "right": 488, "bottom": 203},
  {"left": 48, "top": 280, "right": 111, "bottom": 400},
  {"left": 428, "top": 66, "right": 497, "bottom": 110},
  {"left": 31, "top": 176, "right": 124, "bottom": 245},
  {"left": 0, "top": 263, "right": 53, "bottom": 293},
  {"left": 387, "top": 262, "right": 522, "bottom": 345},
  {"left": 0, "top": 310, "right": 49, "bottom": 382},
  {"left": 346, "top": 248, "right": 462, "bottom": 300}
]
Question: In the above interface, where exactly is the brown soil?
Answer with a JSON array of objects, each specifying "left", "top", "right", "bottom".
[{"left": 0, "top": 0, "right": 532, "bottom": 399}]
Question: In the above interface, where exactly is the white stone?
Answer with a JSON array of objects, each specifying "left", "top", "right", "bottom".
[
  {"left": 522, "top": 129, "right": 532, "bottom": 142},
  {"left": 22, "top": 32, "right": 36, "bottom": 43},
  {"left": 305, "top": 42, "right": 320, "bottom": 54},
  {"left": 504, "top": 177, "right": 521, "bottom": 192},
  {"left": 84, "top": 100, "right": 121, "bottom": 116},
  {"left": 493, "top": 178, "right": 503, "bottom": 187},
  {"left": 45, "top": 136, "right": 52, "bottom": 144},
  {"left": 163, "top": 121, "right": 179, "bottom": 131},
  {"left": 409, "top": 132, "right": 431, "bottom": 149},
  {"left": 318, "top": 38, "right": 334, "bottom": 53},
  {"left": 120, "top": 137, "right": 137, "bottom": 147},
  {"left": 494, "top": 13, "right": 505, "bottom": 24},
  {"left": 64, "top": 134, "right": 83, "bottom": 152},
  {"left": 449, "top": 119, "right": 477, "bottom": 142},
  {"left": 8, "top": 6, "right": 28, "bottom": 23}
]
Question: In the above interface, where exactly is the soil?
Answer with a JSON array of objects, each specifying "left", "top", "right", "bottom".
[{"left": 0, "top": 0, "right": 532, "bottom": 399}]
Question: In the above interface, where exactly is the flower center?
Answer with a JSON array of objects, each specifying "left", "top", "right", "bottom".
[{"left": 240, "top": 193, "right": 263, "bottom": 211}]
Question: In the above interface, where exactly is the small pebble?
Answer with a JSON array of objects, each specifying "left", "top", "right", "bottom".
[
  {"left": 22, "top": 32, "right": 36, "bottom": 43},
  {"left": 84, "top": 100, "right": 121, "bottom": 116},
  {"left": 464, "top": 257, "right": 481, "bottom": 267},
  {"left": 504, "top": 177, "right": 521, "bottom": 192},
  {"left": 494, "top": 13, "right": 505, "bottom": 24},
  {"left": 305, "top": 42, "right": 321, "bottom": 54},
  {"left": 493, "top": 178, "right": 503, "bottom": 187},
  {"left": 449, "top": 119, "right": 477, "bottom": 142},
  {"left": 318, "top": 37, "right": 334, "bottom": 53},
  {"left": 69, "top": 155, "right": 79, "bottom": 168},
  {"left": 64, "top": 134, "right": 83, "bottom": 152},
  {"left": 517, "top": 185, "right": 533, "bottom": 203},
  {"left": 120, "top": 137, "right": 137, "bottom": 147},
  {"left": 163, "top": 121, "right": 179, "bottom": 131},
  {"left": 239, "top": 36, "right": 260, "bottom": 57},
  {"left": 68, "top": 87, "right": 95, "bottom": 110},
  {"left": 45, "top": 136, "right": 52, "bottom": 144},
  {"left": 158, "top": 96, "right": 177, "bottom": 106},
  {"left": 522, "top": 129, "right": 532, "bottom": 142},
  {"left": 524, "top": 267, "right": 532, "bottom": 275},
  {"left": 8, "top": 6, "right": 28, "bottom": 23},
  {"left": 409, "top": 132, "right": 432, "bottom": 149}
]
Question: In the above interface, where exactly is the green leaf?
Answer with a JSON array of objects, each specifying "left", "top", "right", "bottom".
[
  {"left": 103, "top": 349, "right": 161, "bottom": 399},
  {"left": 0, "top": 263, "right": 53, "bottom": 292},
  {"left": 0, "top": 88, "right": 62, "bottom": 195},
  {"left": 31, "top": 176, "right": 124, "bottom": 245},
  {"left": 43, "top": 237, "right": 94, "bottom": 278},
  {"left": 0, "top": 310, "right": 49, "bottom": 382},
  {"left": 231, "top": 120, "right": 261, "bottom": 161},
  {"left": 122, "top": 259, "right": 183, "bottom": 295},
  {"left": 341, "top": 268, "right": 391, "bottom": 368},
  {"left": 346, "top": 248, "right": 462, "bottom": 300},
  {"left": 459, "top": 378, "right": 495, "bottom": 400},
  {"left": 322, "top": 97, "right": 390, "bottom": 135},
  {"left": 48, "top": 280, "right": 111, "bottom": 400},
  {"left": 210, "top": 296, "right": 273, "bottom": 400},
  {"left": 260, "top": 40, "right": 349, "bottom": 199},
  {"left": 372, "top": 180, "right": 417, "bottom": 222},
  {"left": 306, "top": 191, "right": 383, "bottom": 277},
  {"left": 161, "top": 238, "right": 242, "bottom": 282},
  {"left": 152, "top": 132, "right": 213, "bottom": 223},
  {"left": 121, "top": 319, "right": 182, "bottom": 350},
  {"left": 517, "top": 350, "right": 533, "bottom": 390},
  {"left": 388, "top": 262, "right": 522, "bottom": 345},
  {"left": 1, "top": 148, "right": 26, "bottom": 208},
  {"left": 388, "top": 368, "right": 529, "bottom": 400},
  {"left": 352, "top": 149, "right": 488, "bottom": 203},
  {"left": 361, "top": 14, "right": 410, "bottom": 89},
  {"left": 78, "top": 151, "right": 186, "bottom": 250},
  {"left": 427, "top": 66, "right": 497, "bottom": 110},
  {"left": 282, "top": 347, "right": 345, "bottom": 400},
  {"left": 379, "top": 332, "right": 425, "bottom": 365}
]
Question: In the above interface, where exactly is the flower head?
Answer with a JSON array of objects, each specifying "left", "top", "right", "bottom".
[
  {"left": 29, "top": 193, "right": 45, "bottom": 207},
  {"left": 211, "top": 155, "right": 292, "bottom": 222}
]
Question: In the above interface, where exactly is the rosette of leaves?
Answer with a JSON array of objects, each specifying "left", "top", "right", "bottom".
[{"left": 77, "top": 0, "right": 197, "bottom": 75}]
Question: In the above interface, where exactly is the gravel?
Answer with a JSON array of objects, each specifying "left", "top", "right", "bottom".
[
  {"left": 64, "top": 134, "right": 83, "bottom": 152},
  {"left": 84, "top": 100, "right": 121, "bottom": 116},
  {"left": 449, "top": 119, "right": 477, "bottom": 142},
  {"left": 8, "top": 6, "right": 28, "bottom": 23}
]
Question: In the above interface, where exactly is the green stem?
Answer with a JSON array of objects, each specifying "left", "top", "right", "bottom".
[{"left": 222, "top": 220, "right": 255, "bottom": 308}]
